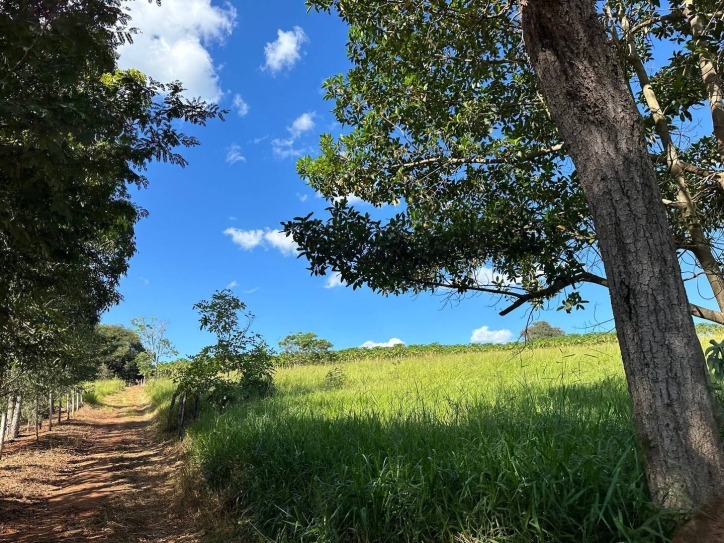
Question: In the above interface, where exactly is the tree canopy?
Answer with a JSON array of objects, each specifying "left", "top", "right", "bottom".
[{"left": 284, "top": 0, "right": 724, "bottom": 325}]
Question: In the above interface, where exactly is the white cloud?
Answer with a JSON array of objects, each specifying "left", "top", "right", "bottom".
[
  {"left": 296, "top": 193, "right": 309, "bottom": 202},
  {"left": 117, "top": 0, "right": 236, "bottom": 103},
  {"left": 470, "top": 326, "right": 513, "bottom": 344},
  {"left": 473, "top": 266, "right": 519, "bottom": 287},
  {"left": 244, "top": 287, "right": 259, "bottom": 294},
  {"left": 263, "top": 229, "right": 298, "bottom": 256},
  {"left": 232, "top": 94, "right": 249, "bottom": 117},
  {"left": 289, "top": 112, "right": 316, "bottom": 137},
  {"left": 272, "top": 112, "right": 317, "bottom": 159},
  {"left": 225, "top": 280, "right": 238, "bottom": 289},
  {"left": 361, "top": 338, "right": 405, "bottom": 349},
  {"left": 225, "top": 144, "right": 246, "bottom": 165},
  {"left": 139, "top": 277, "right": 150, "bottom": 285},
  {"left": 224, "top": 227, "right": 299, "bottom": 256},
  {"left": 263, "top": 26, "right": 307, "bottom": 74},
  {"left": 315, "top": 191, "right": 365, "bottom": 205},
  {"left": 323, "top": 272, "right": 343, "bottom": 289},
  {"left": 251, "top": 135, "right": 268, "bottom": 144},
  {"left": 229, "top": 216, "right": 237, "bottom": 221},
  {"left": 271, "top": 137, "right": 306, "bottom": 159},
  {"left": 223, "top": 228, "right": 265, "bottom": 250}
]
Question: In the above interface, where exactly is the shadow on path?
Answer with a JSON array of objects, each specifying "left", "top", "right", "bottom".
[{"left": 0, "top": 387, "right": 203, "bottom": 542}]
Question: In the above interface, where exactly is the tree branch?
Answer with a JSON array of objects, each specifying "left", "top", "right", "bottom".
[
  {"left": 499, "top": 271, "right": 608, "bottom": 316},
  {"left": 393, "top": 143, "right": 564, "bottom": 171}
]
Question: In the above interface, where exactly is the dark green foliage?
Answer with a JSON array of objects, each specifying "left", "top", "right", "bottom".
[
  {"left": 94, "top": 325, "right": 145, "bottom": 382},
  {"left": 282, "top": 0, "right": 724, "bottom": 326},
  {"left": 278, "top": 332, "right": 336, "bottom": 367},
  {"left": 521, "top": 321, "right": 566, "bottom": 341},
  {"left": 706, "top": 340, "right": 724, "bottom": 379},
  {"left": 0, "top": 0, "right": 221, "bottom": 394}
]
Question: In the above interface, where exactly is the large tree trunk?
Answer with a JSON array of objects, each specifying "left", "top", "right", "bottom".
[{"left": 521, "top": 0, "right": 724, "bottom": 509}]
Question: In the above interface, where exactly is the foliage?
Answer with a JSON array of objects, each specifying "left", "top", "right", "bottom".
[
  {"left": 705, "top": 340, "right": 724, "bottom": 380},
  {"left": 278, "top": 332, "right": 335, "bottom": 367},
  {"left": 150, "top": 343, "right": 690, "bottom": 541},
  {"left": 322, "top": 365, "right": 347, "bottom": 389},
  {"left": 0, "top": 0, "right": 220, "bottom": 409},
  {"left": 134, "top": 352, "right": 154, "bottom": 381},
  {"left": 131, "top": 317, "right": 178, "bottom": 379},
  {"left": 166, "top": 290, "right": 275, "bottom": 433},
  {"left": 94, "top": 325, "right": 145, "bottom": 382},
  {"left": 521, "top": 321, "right": 566, "bottom": 341},
  {"left": 283, "top": 0, "right": 724, "bottom": 327}
]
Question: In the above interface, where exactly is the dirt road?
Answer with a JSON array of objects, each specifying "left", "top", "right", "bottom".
[{"left": 0, "top": 386, "right": 205, "bottom": 542}]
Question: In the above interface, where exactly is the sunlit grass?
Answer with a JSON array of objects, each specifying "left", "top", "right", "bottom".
[
  {"left": 83, "top": 378, "right": 126, "bottom": 405},
  {"left": 150, "top": 343, "right": 686, "bottom": 542}
]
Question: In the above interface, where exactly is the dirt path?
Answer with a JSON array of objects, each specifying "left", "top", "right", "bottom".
[{"left": 0, "top": 386, "right": 206, "bottom": 542}]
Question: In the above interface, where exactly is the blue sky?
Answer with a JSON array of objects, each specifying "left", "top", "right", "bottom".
[{"left": 102, "top": 0, "right": 711, "bottom": 359}]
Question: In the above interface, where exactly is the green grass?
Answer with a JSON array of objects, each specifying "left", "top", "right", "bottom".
[
  {"left": 83, "top": 378, "right": 126, "bottom": 405},
  {"left": 148, "top": 344, "right": 683, "bottom": 542}
]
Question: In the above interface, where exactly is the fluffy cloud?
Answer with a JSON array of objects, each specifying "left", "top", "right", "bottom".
[
  {"left": 263, "top": 229, "right": 298, "bottom": 256},
  {"left": 272, "top": 112, "right": 317, "bottom": 159},
  {"left": 360, "top": 338, "right": 405, "bottom": 348},
  {"left": 296, "top": 193, "right": 309, "bottom": 202},
  {"left": 223, "top": 227, "right": 298, "bottom": 256},
  {"left": 289, "top": 112, "right": 315, "bottom": 137},
  {"left": 315, "top": 191, "right": 365, "bottom": 205},
  {"left": 223, "top": 228, "right": 264, "bottom": 249},
  {"left": 323, "top": 272, "right": 343, "bottom": 289},
  {"left": 225, "top": 144, "right": 246, "bottom": 165},
  {"left": 470, "top": 326, "right": 514, "bottom": 344},
  {"left": 473, "top": 266, "right": 519, "bottom": 287},
  {"left": 232, "top": 94, "right": 249, "bottom": 117},
  {"left": 263, "top": 26, "right": 307, "bottom": 74},
  {"left": 117, "top": 0, "right": 236, "bottom": 103},
  {"left": 225, "top": 280, "right": 238, "bottom": 289}
]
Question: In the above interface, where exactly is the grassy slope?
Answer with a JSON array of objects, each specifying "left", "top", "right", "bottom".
[
  {"left": 83, "top": 378, "right": 125, "bottom": 405},
  {"left": 149, "top": 343, "right": 683, "bottom": 542}
]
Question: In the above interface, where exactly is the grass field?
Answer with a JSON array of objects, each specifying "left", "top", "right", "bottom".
[
  {"left": 83, "top": 378, "right": 126, "bottom": 405},
  {"left": 148, "top": 343, "right": 686, "bottom": 542}
]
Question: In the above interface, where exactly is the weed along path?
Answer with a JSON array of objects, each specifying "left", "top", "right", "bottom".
[{"left": 0, "top": 386, "right": 203, "bottom": 542}]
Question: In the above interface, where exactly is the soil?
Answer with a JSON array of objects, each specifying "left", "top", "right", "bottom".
[{"left": 0, "top": 386, "right": 208, "bottom": 542}]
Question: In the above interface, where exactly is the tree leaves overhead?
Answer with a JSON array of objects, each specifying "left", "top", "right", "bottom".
[
  {"left": 0, "top": 0, "right": 221, "bottom": 391},
  {"left": 284, "top": 0, "right": 724, "bottom": 318}
]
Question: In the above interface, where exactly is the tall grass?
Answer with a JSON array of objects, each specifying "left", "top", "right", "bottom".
[
  {"left": 83, "top": 378, "right": 126, "bottom": 405},
  {"left": 151, "top": 344, "right": 683, "bottom": 542}
]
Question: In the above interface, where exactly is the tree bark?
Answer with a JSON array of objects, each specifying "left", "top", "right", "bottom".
[
  {"left": 0, "top": 400, "right": 8, "bottom": 460},
  {"left": 177, "top": 392, "right": 186, "bottom": 439},
  {"left": 168, "top": 392, "right": 178, "bottom": 431},
  {"left": 57, "top": 392, "right": 61, "bottom": 425},
  {"left": 48, "top": 392, "right": 53, "bottom": 432},
  {"left": 8, "top": 392, "right": 22, "bottom": 440},
  {"left": 66, "top": 393, "right": 70, "bottom": 420},
  {"left": 34, "top": 397, "right": 39, "bottom": 441},
  {"left": 521, "top": 0, "right": 724, "bottom": 509}
]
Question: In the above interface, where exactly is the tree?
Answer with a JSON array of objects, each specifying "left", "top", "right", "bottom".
[
  {"left": 284, "top": 0, "right": 724, "bottom": 508},
  {"left": 130, "top": 318, "right": 177, "bottom": 379},
  {"left": 94, "top": 325, "right": 145, "bottom": 382},
  {"left": 0, "top": 0, "right": 222, "bottom": 396},
  {"left": 520, "top": 321, "right": 565, "bottom": 342},
  {"left": 168, "top": 290, "right": 274, "bottom": 435},
  {"left": 278, "top": 332, "right": 335, "bottom": 366}
]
